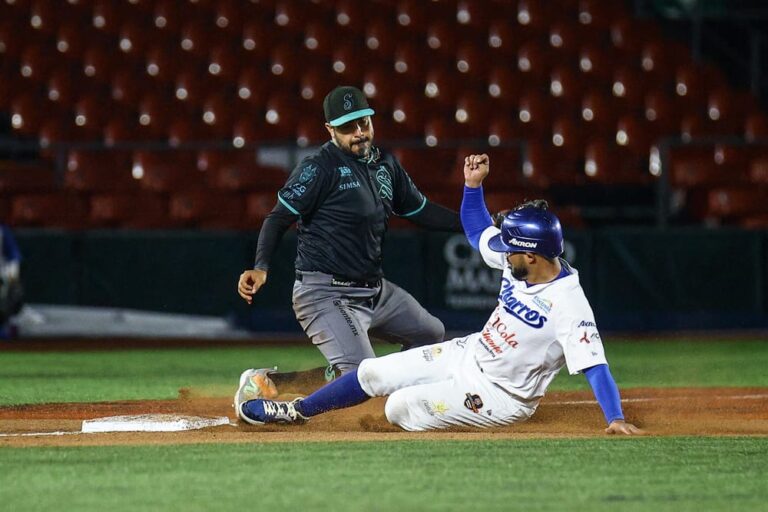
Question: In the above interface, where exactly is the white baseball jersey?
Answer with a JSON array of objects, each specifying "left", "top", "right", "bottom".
[
  {"left": 474, "top": 226, "right": 607, "bottom": 402},
  {"left": 358, "top": 225, "right": 608, "bottom": 431}
]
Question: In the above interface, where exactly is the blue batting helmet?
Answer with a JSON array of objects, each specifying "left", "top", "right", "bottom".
[{"left": 488, "top": 206, "right": 564, "bottom": 259}]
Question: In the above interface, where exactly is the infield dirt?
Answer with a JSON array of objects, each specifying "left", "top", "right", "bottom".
[{"left": 1, "top": 387, "right": 767, "bottom": 447}]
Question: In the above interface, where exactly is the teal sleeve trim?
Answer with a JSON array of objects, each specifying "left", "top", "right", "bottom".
[
  {"left": 277, "top": 193, "right": 300, "bottom": 215},
  {"left": 400, "top": 195, "right": 427, "bottom": 217}
]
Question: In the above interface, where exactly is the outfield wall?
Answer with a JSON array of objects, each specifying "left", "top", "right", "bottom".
[{"left": 14, "top": 228, "right": 767, "bottom": 332}]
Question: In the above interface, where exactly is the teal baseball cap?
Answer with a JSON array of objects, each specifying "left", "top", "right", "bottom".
[{"left": 323, "top": 86, "right": 375, "bottom": 127}]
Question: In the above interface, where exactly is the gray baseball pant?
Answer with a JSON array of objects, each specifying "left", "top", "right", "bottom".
[{"left": 292, "top": 271, "right": 445, "bottom": 373}]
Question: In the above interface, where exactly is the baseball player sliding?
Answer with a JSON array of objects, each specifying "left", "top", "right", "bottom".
[{"left": 234, "top": 154, "right": 642, "bottom": 434}]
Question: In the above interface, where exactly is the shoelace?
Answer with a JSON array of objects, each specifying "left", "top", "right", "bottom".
[{"left": 262, "top": 400, "right": 301, "bottom": 421}]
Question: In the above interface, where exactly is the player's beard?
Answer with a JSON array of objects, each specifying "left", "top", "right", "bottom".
[
  {"left": 333, "top": 132, "right": 372, "bottom": 158},
  {"left": 509, "top": 262, "right": 529, "bottom": 281}
]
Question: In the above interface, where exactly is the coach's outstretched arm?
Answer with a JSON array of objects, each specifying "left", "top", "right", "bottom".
[
  {"left": 237, "top": 202, "right": 298, "bottom": 304},
  {"left": 460, "top": 154, "right": 493, "bottom": 250}
]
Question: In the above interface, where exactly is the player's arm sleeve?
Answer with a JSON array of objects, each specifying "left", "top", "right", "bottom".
[
  {"left": 555, "top": 303, "right": 608, "bottom": 375},
  {"left": 460, "top": 185, "right": 493, "bottom": 249},
  {"left": 1, "top": 225, "right": 21, "bottom": 262},
  {"left": 253, "top": 202, "right": 298, "bottom": 271},
  {"left": 407, "top": 200, "right": 462, "bottom": 232},
  {"left": 276, "top": 160, "right": 330, "bottom": 217},
  {"left": 583, "top": 364, "right": 625, "bottom": 424}
]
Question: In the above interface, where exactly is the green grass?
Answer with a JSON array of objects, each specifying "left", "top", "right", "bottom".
[
  {"left": 1, "top": 438, "right": 766, "bottom": 512},
  {"left": 1, "top": 340, "right": 767, "bottom": 405}
]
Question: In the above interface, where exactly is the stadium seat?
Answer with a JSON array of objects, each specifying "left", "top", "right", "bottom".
[
  {"left": 168, "top": 116, "right": 214, "bottom": 147},
  {"left": 391, "top": 92, "right": 428, "bottom": 137},
  {"left": 486, "top": 65, "right": 522, "bottom": 109},
  {"left": 303, "top": 21, "right": 334, "bottom": 58},
  {"left": 362, "top": 67, "right": 397, "bottom": 106},
  {"left": 245, "top": 191, "right": 277, "bottom": 228},
  {"left": 11, "top": 192, "right": 89, "bottom": 228},
  {"left": 487, "top": 116, "right": 525, "bottom": 147},
  {"left": 236, "top": 68, "right": 270, "bottom": 108},
  {"left": 745, "top": 113, "right": 768, "bottom": 142},
  {"left": 583, "top": 140, "right": 649, "bottom": 185},
  {"left": 270, "top": 42, "right": 304, "bottom": 83},
  {"left": 669, "top": 145, "right": 725, "bottom": 188},
  {"left": 611, "top": 65, "right": 644, "bottom": 112},
  {"left": 581, "top": 90, "right": 617, "bottom": 136},
  {"left": 517, "top": 40, "right": 550, "bottom": 82},
  {"left": 56, "top": 21, "right": 89, "bottom": 60},
  {"left": 201, "top": 150, "right": 286, "bottom": 191},
  {"left": 241, "top": 18, "right": 270, "bottom": 57},
  {"left": 578, "top": 44, "right": 615, "bottom": 85},
  {"left": 705, "top": 187, "right": 768, "bottom": 219},
  {"left": 19, "top": 42, "right": 56, "bottom": 83},
  {"left": 425, "top": 20, "right": 458, "bottom": 58},
  {"left": 391, "top": 147, "right": 455, "bottom": 193},
  {"left": 748, "top": 150, "right": 768, "bottom": 184},
  {"left": 615, "top": 115, "right": 652, "bottom": 157},
  {"left": 169, "top": 190, "right": 247, "bottom": 229},
  {"left": 423, "top": 116, "right": 460, "bottom": 147},
  {"left": 0, "top": 162, "right": 57, "bottom": 193},
  {"left": 391, "top": 43, "right": 424, "bottom": 85},
  {"left": 10, "top": 93, "right": 49, "bottom": 136},
  {"left": 299, "top": 67, "right": 335, "bottom": 107},
  {"left": 132, "top": 150, "right": 200, "bottom": 192},
  {"left": 137, "top": 92, "right": 175, "bottom": 139},
  {"left": 29, "top": 0, "right": 59, "bottom": 35},
  {"left": 64, "top": 150, "right": 136, "bottom": 192},
  {"left": 454, "top": 93, "right": 489, "bottom": 137},
  {"left": 455, "top": 41, "right": 488, "bottom": 84},
  {"left": 523, "top": 140, "right": 584, "bottom": 189},
  {"left": 90, "top": 192, "right": 170, "bottom": 229},
  {"left": 517, "top": 89, "right": 552, "bottom": 137},
  {"left": 295, "top": 118, "right": 328, "bottom": 148}
]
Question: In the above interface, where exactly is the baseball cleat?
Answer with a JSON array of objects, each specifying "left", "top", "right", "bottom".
[
  {"left": 233, "top": 368, "right": 279, "bottom": 420},
  {"left": 238, "top": 398, "right": 308, "bottom": 426}
]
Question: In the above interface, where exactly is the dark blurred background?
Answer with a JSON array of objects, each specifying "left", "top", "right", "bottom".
[{"left": 1, "top": 0, "right": 767, "bottom": 335}]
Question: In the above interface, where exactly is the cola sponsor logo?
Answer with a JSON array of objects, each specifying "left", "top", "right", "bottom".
[{"left": 498, "top": 278, "right": 548, "bottom": 329}]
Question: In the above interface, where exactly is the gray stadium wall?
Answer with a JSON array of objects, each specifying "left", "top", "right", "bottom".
[{"left": 13, "top": 228, "right": 767, "bottom": 332}]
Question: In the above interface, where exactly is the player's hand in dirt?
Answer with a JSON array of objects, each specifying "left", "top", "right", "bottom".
[
  {"left": 463, "top": 153, "right": 489, "bottom": 188},
  {"left": 605, "top": 420, "right": 644, "bottom": 435},
  {"left": 238, "top": 269, "right": 267, "bottom": 304}
]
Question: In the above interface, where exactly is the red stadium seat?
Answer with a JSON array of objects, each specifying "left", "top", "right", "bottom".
[
  {"left": 455, "top": 41, "right": 488, "bottom": 83},
  {"left": 262, "top": 93, "right": 299, "bottom": 140},
  {"left": 273, "top": 0, "right": 312, "bottom": 33},
  {"left": 133, "top": 150, "right": 200, "bottom": 192},
  {"left": 241, "top": 20, "right": 273, "bottom": 60},
  {"left": 549, "top": 65, "right": 583, "bottom": 105},
  {"left": 56, "top": 21, "right": 89, "bottom": 60},
  {"left": 615, "top": 115, "right": 652, "bottom": 157},
  {"left": 64, "top": 150, "right": 136, "bottom": 192},
  {"left": 454, "top": 93, "right": 489, "bottom": 137},
  {"left": 168, "top": 116, "right": 214, "bottom": 147},
  {"left": 584, "top": 140, "right": 650, "bottom": 185},
  {"left": 611, "top": 65, "right": 644, "bottom": 112},
  {"left": 517, "top": 41, "right": 550, "bottom": 82},
  {"left": 169, "top": 190, "right": 247, "bottom": 229},
  {"left": 295, "top": 118, "right": 328, "bottom": 148},
  {"left": 202, "top": 151, "right": 287, "bottom": 191},
  {"left": 82, "top": 45, "right": 116, "bottom": 82},
  {"left": 299, "top": 67, "right": 334, "bottom": 107},
  {"left": 487, "top": 65, "right": 522, "bottom": 109},
  {"left": 523, "top": 140, "right": 584, "bottom": 189},
  {"left": 487, "top": 116, "right": 524, "bottom": 148},
  {"left": 745, "top": 113, "right": 768, "bottom": 142},
  {"left": 19, "top": 42, "right": 56, "bottom": 83},
  {"left": 90, "top": 192, "right": 170, "bottom": 229},
  {"left": 391, "top": 147, "right": 454, "bottom": 193},
  {"left": 29, "top": 0, "right": 58, "bottom": 35},
  {"left": 423, "top": 67, "right": 459, "bottom": 108},
  {"left": 270, "top": 43, "right": 304, "bottom": 83},
  {"left": 517, "top": 89, "right": 552, "bottom": 137},
  {"left": 362, "top": 67, "right": 397, "bottom": 107},
  {"left": 581, "top": 90, "right": 618, "bottom": 136},
  {"left": 578, "top": 44, "right": 615, "bottom": 85},
  {"left": 245, "top": 192, "right": 277, "bottom": 228},
  {"left": 201, "top": 93, "right": 236, "bottom": 138},
  {"left": 391, "top": 92, "right": 428, "bottom": 137},
  {"left": 426, "top": 20, "right": 458, "bottom": 58},
  {"left": 303, "top": 21, "right": 334, "bottom": 58},
  {"left": 92, "top": 0, "right": 128, "bottom": 35},
  {"left": 423, "top": 116, "right": 460, "bottom": 147},
  {"left": 392, "top": 43, "right": 425, "bottom": 86},
  {"left": 706, "top": 187, "right": 768, "bottom": 219},
  {"left": 11, "top": 192, "right": 89, "bottom": 228},
  {"left": 0, "top": 162, "right": 57, "bottom": 193},
  {"left": 137, "top": 92, "right": 175, "bottom": 139},
  {"left": 669, "top": 145, "right": 725, "bottom": 188},
  {"left": 237, "top": 68, "right": 270, "bottom": 108}
]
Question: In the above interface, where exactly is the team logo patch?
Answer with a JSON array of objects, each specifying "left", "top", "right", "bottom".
[
  {"left": 422, "top": 400, "right": 449, "bottom": 416},
  {"left": 463, "top": 393, "right": 483, "bottom": 413},
  {"left": 533, "top": 296, "right": 552, "bottom": 313},
  {"left": 375, "top": 167, "right": 393, "bottom": 200},
  {"left": 299, "top": 164, "right": 318, "bottom": 183},
  {"left": 421, "top": 346, "right": 443, "bottom": 362},
  {"left": 343, "top": 93, "right": 354, "bottom": 110},
  {"left": 337, "top": 166, "right": 352, "bottom": 177},
  {"left": 498, "top": 278, "right": 548, "bottom": 329}
]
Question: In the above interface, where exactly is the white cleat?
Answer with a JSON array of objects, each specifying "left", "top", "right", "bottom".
[{"left": 233, "top": 367, "right": 279, "bottom": 421}]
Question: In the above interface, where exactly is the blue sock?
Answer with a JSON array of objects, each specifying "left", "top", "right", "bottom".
[{"left": 296, "top": 369, "right": 370, "bottom": 417}]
